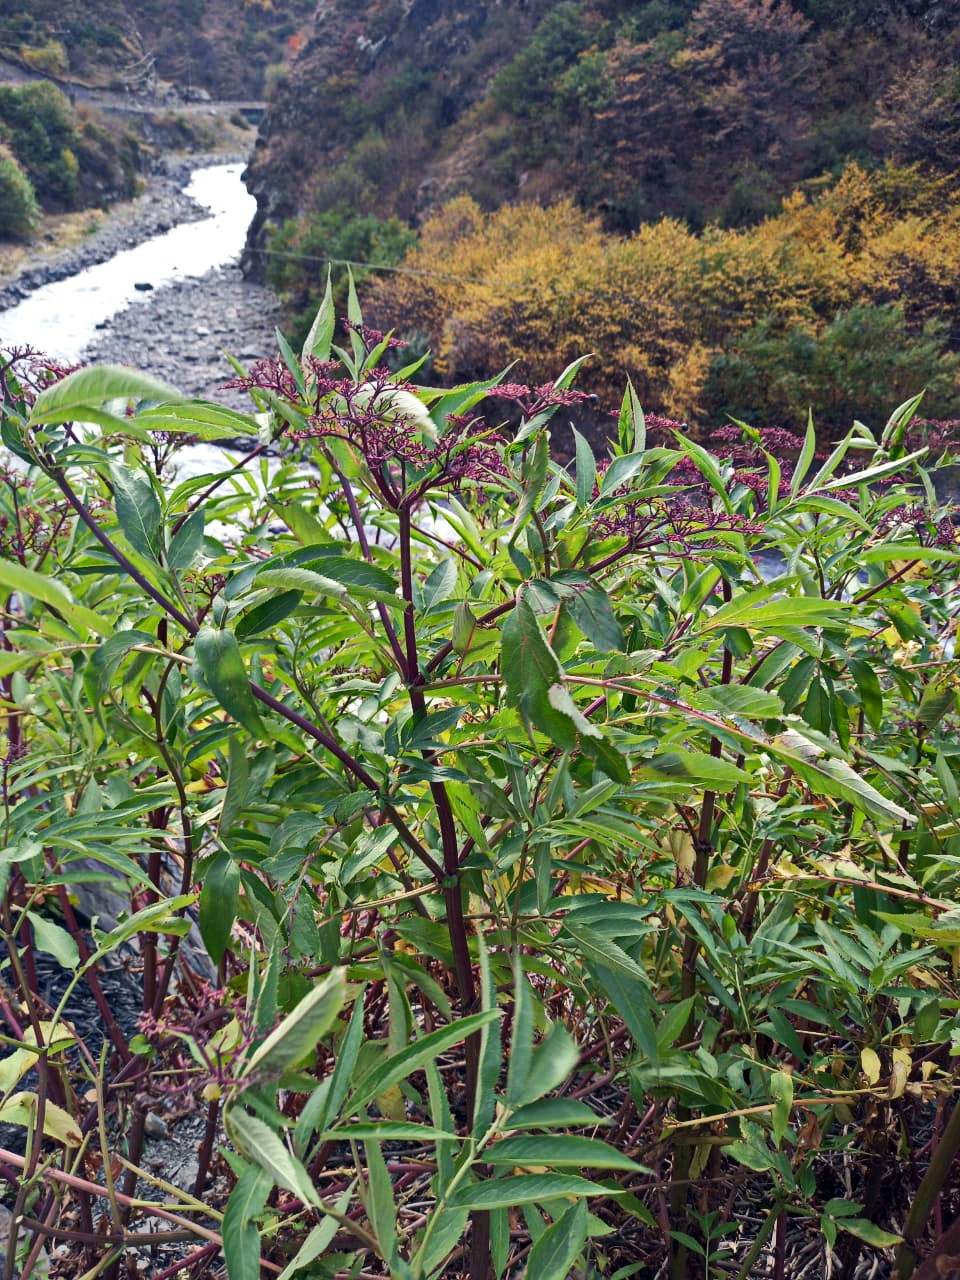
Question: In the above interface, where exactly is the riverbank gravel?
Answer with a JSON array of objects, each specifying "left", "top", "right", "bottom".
[{"left": 82, "top": 263, "right": 282, "bottom": 410}]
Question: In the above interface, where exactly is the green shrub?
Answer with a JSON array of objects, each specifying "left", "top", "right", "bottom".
[
  {"left": 0, "top": 142, "right": 38, "bottom": 239},
  {"left": 20, "top": 37, "right": 68, "bottom": 76},
  {"left": 266, "top": 204, "right": 418, "bottom": 345},
  {"left": 262, "top": 61, "right": 288, "bottom": 99},
  {"left": 74, "top": 114, "right": 140, "bottom": 204},
  {"left": 2, "top": 303, "right": 960, "bottom": 1278},
  {"left": 0, "top": 81, "right": 79, "bottom": 210},
  {"left": 490, "top": 2, "right": 591, "bottom": 117},
  {"left": 705, "top": 304, "right": 960, "bottom": 430}
]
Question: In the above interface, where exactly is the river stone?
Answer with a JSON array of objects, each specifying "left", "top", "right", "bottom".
[{"left": 84, "top": 263, "right": 281, "bottom": 409}]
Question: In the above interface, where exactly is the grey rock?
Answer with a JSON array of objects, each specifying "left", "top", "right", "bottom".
[{"left": 144, "top": 1111, "right": 170, "bottom": 1139}]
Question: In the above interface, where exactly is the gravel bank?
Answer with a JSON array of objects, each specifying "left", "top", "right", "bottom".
[{"left": 82, "top": 262, "right": 282, "bottom": 409}]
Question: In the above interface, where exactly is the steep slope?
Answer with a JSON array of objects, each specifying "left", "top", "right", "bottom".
[
  {"left": 242, "top": 0, "right": 557, "bottom": 265},
  {"left": 0, "top": 0, "right": 312, "bottom": 98},
  {"left": 243, "top": 0, "right": 960, "bottom": 269}
]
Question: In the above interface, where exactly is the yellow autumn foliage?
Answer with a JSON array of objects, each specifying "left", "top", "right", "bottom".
[{"left": 369, "top": 162, "right": 960, "bottom": 427}]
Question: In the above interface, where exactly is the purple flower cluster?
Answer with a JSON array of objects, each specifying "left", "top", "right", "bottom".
[
  {"left": 0, "top": 346, "right": 79, "bottom": 415},
  {"left": 0, "top": 467, "right": 73, "bottom": 564},
  {"left": 230, "top": 362, "right": 509, "bottom": 508},
  {"left": 907, "top": 419, "right": 960, "bottom": 455},
  {"left": 489, "top": 381, "right": 593, "bottom": 411},
  {"left": 341, "top": 319, "right": 407, "bottom": 352},
  {"left": 876, "top": 502, "right": 960, "bottom": 547},
  {"left": 731, "top": 469, "right": 791, "bottom": 499},
  {"left": 593, "top": 445, "right": 768, "bottom": 548}
]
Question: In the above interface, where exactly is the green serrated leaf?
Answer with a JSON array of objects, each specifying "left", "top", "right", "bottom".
[
  {"left": 110, "top": 465, "right": 162, "bottom": 561},
  {"left": 29, "top": 365, "right": 181, "bottom": 425},
  {"left": 302, "top": 268, "right": 335, "bottom": 362},
  {"left": 199, "top": 851, "right": 239, "bottom": 969},
  {"left": 573, "top": 426, "right": 597, "bottom": 510},
  {"left": 26, "top": 912, "right": 79, "bottom": 969},
  {"left": 224, "top": 1108, "right": 319, "bottom": 1207},
  {"left": 167, "top": 509, "right": 205, "bottom": 571},
  {"left": 502, "top": 595, "right": 574, "bottom": 748},
  {"left": 0, "top": 557, "right": 110, "bottom": 638},
  {"left": 693, "top": 686, "right": 784, "bottom": 719},
  {"left": 347, "top": 1011, "right": 499, "bottom": 1113},
  {"left": 222, "top": 1163, "right": 273, "bottom": 1280},
  {"left": 618, "top": 379, "right": 645, "bottom": 455},
  {"left": 840, "top": 1218, "right": 903, "bottom": 1248},
  {"left": 446, "top": 1174, "right": 615, "bottom": 1211},
  {"left": 504, "top": 1099, "right": 610, "bottom": 1130},
  {"left": 320, "top": 1122, "right": 459, "bottom": 1142},
  {"left": 563, "top": 580, "right": 623, "bottom": 652},
  {"left": 525, "top": 1200, "right": 589, "bottom": 1280},
  {"left": 488, "top": 1134, "right": 644, "bottom": 1172},
  {"left": 235, "top": 590, "right": 303, "bottom": 640}
]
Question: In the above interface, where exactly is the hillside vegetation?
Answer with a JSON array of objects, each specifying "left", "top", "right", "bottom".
[
  {"left": 0, "top": 81, "right": 143, "bottom": 239},
  {"left": 4, "top": 300, "right": 960, "bottom": 1279},
  {"left": 370, "top": 164, "right": 960, "bottom": 434},
  {"left": 0, "top": 0, "right": 312, "bottom": 98},
  {"left": 247, "top": 0, "right": 960, "bottom": 432}
]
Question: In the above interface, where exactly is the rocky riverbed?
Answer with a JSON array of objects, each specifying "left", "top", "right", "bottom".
[
  {"left": 82, "top": 262, "right": 282, "bottom": 409},
  {"left": 0, "top": 151, "right": 283, "bottom": 407},
  {"left": 0, "top": 157, "right": 228, "bottom": 313}
]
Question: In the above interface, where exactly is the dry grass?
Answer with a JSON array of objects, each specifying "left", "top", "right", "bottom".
[{"left": 0, "top": 207, "right": 107, "bottom": 285}]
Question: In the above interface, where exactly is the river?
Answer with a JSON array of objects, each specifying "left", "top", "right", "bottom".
[{"left": 0, "top": 163, "right": 256, "bottom": 363}]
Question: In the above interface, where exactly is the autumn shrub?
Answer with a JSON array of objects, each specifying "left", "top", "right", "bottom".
[
  {"left": 20, "top": 38, "right": 68, "bottom": 76},
  {"left": 369, "top": 163, "right": 960, "bottom": 435}
]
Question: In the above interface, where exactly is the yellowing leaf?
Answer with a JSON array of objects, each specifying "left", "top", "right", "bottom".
[
  {"left": 771, "top": 856, "right": 803, "bottom": 878},
  {"left": 707, "top": 863, "right": 737, "bottom": 891},
  {"left": 889, "top": 1048, "right": 911, "bottom": 1099},
  {"left": 667, "top": 828, "right": 695, "bottom": 878},
  {"left": 0, "top": 1048, "right": 38, "bottom": 1095},
  {"left": 0, "top": 1022, "right": 77, "bottom": 1094},
  {"left": 860, "top": 1047, "right": 882, "bottom": 1086},
  {"left": 376, "top": 1083, "right": 407, "bottom": 1123},
  {"left": 0, "top": 1092, "right": 81, "bottom": 1145}
]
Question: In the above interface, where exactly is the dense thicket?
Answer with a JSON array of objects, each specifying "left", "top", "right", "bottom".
[
  {"left": 3, "top": 309, "right": 960, "bottom": 1279},
  {"left": 0, "top": 141, "right": 38, "bottom": 239},
  {"left": 368, "top": 164, "right": 960, "bottom": 433}
]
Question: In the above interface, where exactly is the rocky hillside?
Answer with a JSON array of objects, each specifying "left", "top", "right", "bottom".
[
  {"left": 242, "top": 0, "right": 960, "bottom": 280},
  {"left": 0, "top": 0, "right": 312, "bottom": 98}
]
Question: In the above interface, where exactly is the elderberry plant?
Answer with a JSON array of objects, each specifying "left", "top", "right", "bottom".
[{"left": 0, "top": 287, "right": 960, "bottom": 1280}]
